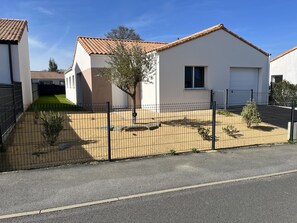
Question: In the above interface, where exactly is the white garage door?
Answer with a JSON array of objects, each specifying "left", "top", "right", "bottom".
[{"left": 229, "top": 68, "right": 259, "bottom": 106}]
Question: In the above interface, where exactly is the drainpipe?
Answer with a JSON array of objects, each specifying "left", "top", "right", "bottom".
[{"left": 8, "top": 44, "right": 17, "bottom": 122}]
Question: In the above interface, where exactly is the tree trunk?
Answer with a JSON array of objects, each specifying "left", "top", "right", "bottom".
[{"left": 132, "top": 95, "right": 137, "bottom": 124}]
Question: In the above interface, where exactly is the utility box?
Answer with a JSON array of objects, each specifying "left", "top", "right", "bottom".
[{"left": 288, "top": 122, "right": 297, "bottom": 140}]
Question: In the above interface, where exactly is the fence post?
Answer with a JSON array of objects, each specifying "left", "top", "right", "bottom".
[
  {"left": 225, "top": 89, "right": 229, "bottom": 109},
  {"left": 250, "top": 89, "right": 254, "bottom": 102},
  {"left": 107, "top": 102, "right": 112, "bottom": 161},
  {"left": 210, "top": 89, "right": 213, "bottom": 109},
  {"left": 212, "top": 101, "right": 216, "bottom": 150},
  {"left": 290, "top": 100, "right": 295, "bottom": 142},
  {"left": 0, "top": 125, "right": 3, "bottom": 150}
]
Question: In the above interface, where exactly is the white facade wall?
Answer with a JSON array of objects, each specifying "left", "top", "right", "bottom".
[
  {"left": 0, "top": 28, "right": 32, "bottom": 107},
  {"left": 141, "top": 54, "right": 159, "bottom": 107},
  {"left": 270, "top": 49, "right": 297, "bottom": 84},
  {"left": 18, "top": 28, "right": 32, "bottom": 107},
  {"left": 65, "top": 42, "right": 91, "bottom": 104},
  {"left": 65, "top": 69, "right": 77, "bottom": 103},
  {"left": 157, "top": 30, "right": 269, "bottom": 105}
]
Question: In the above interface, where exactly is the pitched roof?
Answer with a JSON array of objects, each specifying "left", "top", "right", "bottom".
[
  {"left": 77, "top": 37, "right": 167, "bottom": 55},
  {"left": 31, "top": 71, "right": 64, "bottom": 80},
  {"left": 74, "top": 24, "right": 268, "bottom": 61},
  {"left": 154, "top": 24, "right": 269, "bottom": 56},
  {"left": 270, "top": 46, "right": 297, "bottom": 62},
  {"left": 0, "top": 18, "right": 27, "bottom": 43}
]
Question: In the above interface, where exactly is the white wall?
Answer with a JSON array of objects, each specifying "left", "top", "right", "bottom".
[
  {"left": 65, "top": 69, "right": 77, "bottom": 104},
  {"left": 270, "top": 49, "right": 297, "bottom": 84},
  {"left": 66, "top": 42, "right": 92, "bottom": 104},
  {"left": 18, "top": 28, "right": 32, "bottom": 107},
  {"left": 141, "top": 54, "right": 159, "bottom": 106},
  {"left": 0, "top": 28, "right": 32, "bottom": 108},
  {"left": 158, "top": 29, "right": 269, "bottom": 105}
]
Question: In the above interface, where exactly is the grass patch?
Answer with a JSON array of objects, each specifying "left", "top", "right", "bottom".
[
  {"left": 28, "top": 94, "right": 80, "bottom": 111},
  {"left": 217, "top": 110, "right": 232, "bottom": 116}
]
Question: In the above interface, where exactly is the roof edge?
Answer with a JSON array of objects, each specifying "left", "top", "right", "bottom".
[
  {"left": 154, "top": 24, "right": 269, "bottom": 56},
  {"left": 270, "top": 46, "right": 297, "bottom": 62}
]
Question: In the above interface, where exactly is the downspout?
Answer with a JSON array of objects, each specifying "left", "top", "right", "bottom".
[{"left": 8, "top": 43, "right": 17, "bottom": 122}]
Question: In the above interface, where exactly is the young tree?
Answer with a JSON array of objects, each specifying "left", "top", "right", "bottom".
[
  {"left": 99, "top": 42, "right": 154, "bottom": 123},
  {"left": 241, "top": 100, "right": 261, "bottom": 128},
  {"left": 48, "top": 58, "right": 58, "bottom": 72},
  {"left": 105, "top": 26, "right": 142, "bottom": 40}
]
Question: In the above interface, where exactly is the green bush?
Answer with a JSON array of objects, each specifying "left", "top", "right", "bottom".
[
  {"left": 40, "top": 111, "right": 65, "bottom": 146},
  {"left": 170, "top": 149, "right": 177, "bottom": 155},
  {"left": 272, "top": 80, "right": 297, "bottom": 104},
  {"left": 191, "top": 148, "right": 200, "bottom": 153},
  {"left": 222, "top": 125, "right": 239, "bottom": 136},
  {"left": 197, "top": 125, "right": 211, "bottom": 140},
  {"left": 241, "top": 101, "right": 261, "bottom": 128}
]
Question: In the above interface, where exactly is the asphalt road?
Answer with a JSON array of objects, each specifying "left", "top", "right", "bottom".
[
  {"left": 4, "top": 172, "right": 297, "bottom": 223},
  {"left": 2, "top": 144, "right": 297, "bottom": 222}
]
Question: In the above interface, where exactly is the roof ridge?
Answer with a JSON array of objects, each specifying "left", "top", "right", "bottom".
[
  {"left": 77, "top": 36, "right": 167, "bottom": 44},
  {"left": 153, "top": 23, "right": 269, "bottom": 56},
  {"left": 0, "top": 18, "right": 27, "bottom": 22},
  {"left": 270, "top": 46, "right": 297, "bottom": 62}
]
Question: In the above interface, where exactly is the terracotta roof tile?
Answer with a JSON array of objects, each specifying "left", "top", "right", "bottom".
[
  {"left": 154, "top": 24, "right": 269, "bottom": 56},
  {"left": 31, "top": 71, "right": 64, "bottom": 80},
  {"left": 0, "top": 18, "right": 27, "bottom": 43},
  {"left": 77, "top": 37, "right": 167, "bottom": 55},
  {"left": 270, "top": 46, "right": 297, "bottom": 62}
]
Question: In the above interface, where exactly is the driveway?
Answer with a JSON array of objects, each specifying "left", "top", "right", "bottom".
[{"left": 229, "top": 105, "right": 297, "bottom": 129}]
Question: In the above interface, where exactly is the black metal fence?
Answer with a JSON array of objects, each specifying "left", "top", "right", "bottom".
[
  {"left": 0, "top": 100, "right": 296, "bottom": 172},
  {"left": 32, "top": 83, "right": 39, "bottom": 102},
  {"left": 38, "top": 84, "right": 65, "bottom": 96},
  {"left": 0, "top": 82, "right": 23, "bottom": 146}
]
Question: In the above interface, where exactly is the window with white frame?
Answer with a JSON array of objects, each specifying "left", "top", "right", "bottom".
[
  {"left": 185, "top": 66, "right": 205, "bottom": 89},
  {"left": 72, "top": 75, "right": 75, "bottom": 88}
]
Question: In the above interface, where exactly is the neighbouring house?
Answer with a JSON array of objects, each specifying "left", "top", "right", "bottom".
[
  {"left": 31, "top": 71, "right": 65, "bottom": 97},
  {"left": 0, "top": 18, "right": 32, "bottom": 143},
  {"left": 270, "top": 46, "right": 297, "bottom": 84},
  {"left": 0, "top": 18, "right": 32, "bottom": 107},
  {"left": 65, "top": 24, "right": 269, "bottom": 110},
  {"left": 31, "top": 71, "right": 65, "bottom": 85}
]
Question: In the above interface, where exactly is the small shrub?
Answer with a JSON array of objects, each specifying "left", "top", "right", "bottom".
[
  {"left": 222, "top": 125, "right": 239, "bottom": 136},
  {"left": 191, "top": 148, "right": 200, "bottom": 153},
  {"left": 197, "top": 125, "right": 211, "bottom": 140},
  {"left": 241, "top": 101, "right": 261, "bottom": 128},
  {"left": 40, "top": 111, "right": 65, "bottom": 146},
  {"left": 33, "top": 106, "right": 40, "bottom": 124},
  {"left": 217, "top": 110, "right": 232, "bottom": 116},
  {"left": 170, "top": 149, "right": 177, "bottom": 155}
]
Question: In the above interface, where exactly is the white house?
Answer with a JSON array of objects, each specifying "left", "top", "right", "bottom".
[
  {"left": 270, "top": 46, "right": 297, "bottom": 84},
  {"left": 31, "top": 71, "right": 65, "bottom": 85},
  {"left": 0, "top": 18, "right": 32, "bottom": 107},
  {"left": 65, "top": 24, "right": 269, "bottom": 110}
]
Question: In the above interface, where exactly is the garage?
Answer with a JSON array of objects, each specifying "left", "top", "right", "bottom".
[{"left": 229, "top": 68, "right": 259, "bottom": 106}]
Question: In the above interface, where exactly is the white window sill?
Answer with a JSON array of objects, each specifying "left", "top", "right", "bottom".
[{"left": 184, "top": 88, "right": 206, "bottom": 90}]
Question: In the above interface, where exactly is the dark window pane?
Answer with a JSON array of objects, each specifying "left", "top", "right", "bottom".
[
  {"left": 194, "top": 67, "right": 204, "bottom": 88},
  {"left": 185, "top": 67, "right": 193, "bottom": 88}
]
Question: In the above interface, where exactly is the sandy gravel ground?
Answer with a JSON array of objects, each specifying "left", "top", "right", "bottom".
[{"left": 0, "top": 109, "right": 287, "bottom": 171}]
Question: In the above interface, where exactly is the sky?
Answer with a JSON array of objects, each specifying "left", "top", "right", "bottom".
[{"left": 1, "top": 0, "right": 297, "bottom": 71}]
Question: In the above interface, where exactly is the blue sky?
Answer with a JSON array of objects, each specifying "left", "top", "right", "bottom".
[{"left": 2, "top": 0, "right": 297, "bottom": 70}]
